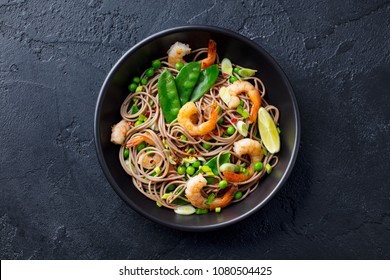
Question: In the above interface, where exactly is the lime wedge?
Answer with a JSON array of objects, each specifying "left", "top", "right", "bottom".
[
  {"left": 236, "top": 120, "right": 248, "bottom": 137},
  {"left": 238, "top": 68, "right": 257, "bottom": 77},
  {"left": 257, "top": 107, "right": 280, "bottom": 153},
  {"left": 221, "top": 58, "right": 233, "bottom": 76}
]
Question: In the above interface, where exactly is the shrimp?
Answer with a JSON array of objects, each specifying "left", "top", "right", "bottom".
[
  {"left": 126, "top": 131, "right": 156, "bottom": 148},
  {"left": 167, "top": 42, "right": 191, "bottom": 66},
  {"left": 126, "top": 132, "right": 162, "bottom": 169},
  {"left": 177, "top": 102, "right": 219, "bottom": 136},
  {"left": 185, "top": 174, "right": 237, "bottom": 210},
  {"left": 111, "top": 119, "right": 130, "bottom": 145},
  {"left": 223, "top": 139, "right": 263, "bottom": 182},
  {"left": 201, "top": 39, "right": 217, "bottom": 69},
  {"left": 225, "top": 80, "right": 261, "bottom": 123}
]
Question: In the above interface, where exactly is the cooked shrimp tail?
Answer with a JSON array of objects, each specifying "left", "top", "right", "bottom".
[
  {"left": 201, "top": 39, "right": 217, "bottom": 69},
  {"left": 209, "top": 185, "right": 237, "bottom": 210},
  {"left": 185, "top": 174, "right": 237, "bottom": 210}
]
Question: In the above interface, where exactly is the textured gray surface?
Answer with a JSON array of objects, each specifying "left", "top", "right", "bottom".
[{"left": 1, "top": 0, "right": 389, "bottom": 259}]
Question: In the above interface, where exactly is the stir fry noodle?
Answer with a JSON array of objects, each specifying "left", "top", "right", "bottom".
[{"left": 111, "top": 40, "right": 281, "bottom": 215}]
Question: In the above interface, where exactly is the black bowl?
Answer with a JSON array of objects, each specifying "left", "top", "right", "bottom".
[{"left": 94, "top": 25, "right": 300, "bottom": 231}]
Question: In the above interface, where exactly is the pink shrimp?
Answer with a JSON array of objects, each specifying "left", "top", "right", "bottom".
[
  {"left": 185, "top": 174, "right": 237, "bottom": 210},
  {"left": 111, "top": 119, "right": 130, "bottom": 145},
  {"left": 177, "top": 102, "right": 219, "bottom": 136},
  {"left": 225, "top": 80, "right": 262, "bottom": 123},
  {"left": 223, "top": 139, "right": 263, "bottom": 182}
]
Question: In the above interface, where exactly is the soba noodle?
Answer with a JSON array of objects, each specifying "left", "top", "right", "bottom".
[{"left": 116, "top": 45, "right": 279, "bottom": 212}]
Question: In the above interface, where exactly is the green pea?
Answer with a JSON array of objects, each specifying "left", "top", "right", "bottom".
[
  {"left": 177, "top": 166, "right": 186, "bottom": 175},
  {"left": 254, "top": 162, "right": 263, "bottom": 171},
  {"left": 180, "top": 134, "right": 187, "bottom": 141},
  {"left": 202, "top": 143, "right": 212, "bottom": 149},
  {"left": 175, "top": 61, "right": 184, "bottom": 71},
  {"left": 234, "top": 191, "right": 243, "bottom": 200},
  {"left": 227, "top": 125, "right": 235, "bottom": 135},
  {"left": 134, "top": 120, "right": 143, "bottom": 127},
  {"left": 229, "top": 76, "right": 238, "bottom": 83},
  {"left": 137, "top": 142, "right": 147, "bottom": 151},
  {"left": 218, "top": 180, "right": 228, "bottom": 189},
  {"left": 133, "top": 77, "right": 140, "bottom": 84},
  {"left": 141, "top": 78, "right": 148, "bottom": 85},
  {"left": 192, "top": 160, "right": 201, "bottom": 168},
  {"left": 233, "top": 67, "right": 241, "bottom": 74},
  {"left": 146, "top": 68, "right": 155, "bottom": 77},
  {"left": 218, "top": 117, "right": 224, "bottom": 124},
  {"left": 128, "top": 83, "right": 137, "bottom": 92},
  {"left": 123, "top": 148, "right": 129, "bottom": 160},
  {"left": 152, "top": 59, "right": 161, "bottom": 69},
  {"left": 186, "top": 166, "right": 195, "bottom": 175}
]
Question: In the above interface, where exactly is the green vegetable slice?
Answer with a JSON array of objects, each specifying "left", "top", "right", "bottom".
[
  {"left": 174, "top": 205, "right": 196, "bottom": 215},
  {"left": 221, "top": 58, "right": 233, "bottom": 76},
  {"left": 205, "top": 193, "right": 216, "bottom": 206},
  {"left": 236, "top": 121, "right": 248, "bottom": 137}
]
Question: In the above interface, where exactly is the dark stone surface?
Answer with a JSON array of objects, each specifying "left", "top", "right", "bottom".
[{"left": 0, "top": 0, "right": 389, "bottom": 259}]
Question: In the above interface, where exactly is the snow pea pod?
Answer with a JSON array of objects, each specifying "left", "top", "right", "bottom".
[
  {"left": 190, "top": 64, "right": 219, "bottom": 102},
  {"left": 158, "top": 69, "right": 181, "bottom": 123},
  {"left": 175, "top": 61, "right": 201, "bottom": 105}
]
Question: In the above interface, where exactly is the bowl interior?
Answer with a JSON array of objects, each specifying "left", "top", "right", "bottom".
[{"left": 95, "top": 26, "right": 299, "bottom": 231}]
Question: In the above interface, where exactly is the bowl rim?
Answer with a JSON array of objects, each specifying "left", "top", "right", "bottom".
[{"left": 94, "top": 25, "right": 301, "bottom": 232}]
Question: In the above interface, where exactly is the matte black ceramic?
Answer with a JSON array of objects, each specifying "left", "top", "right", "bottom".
[{"left": 94, "top": 26, "right": 300, "bottom": 231}]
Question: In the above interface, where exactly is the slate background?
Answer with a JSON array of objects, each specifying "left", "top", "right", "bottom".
[{"left": 1, "top": 0, "right": 389, "bottom": 259}]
